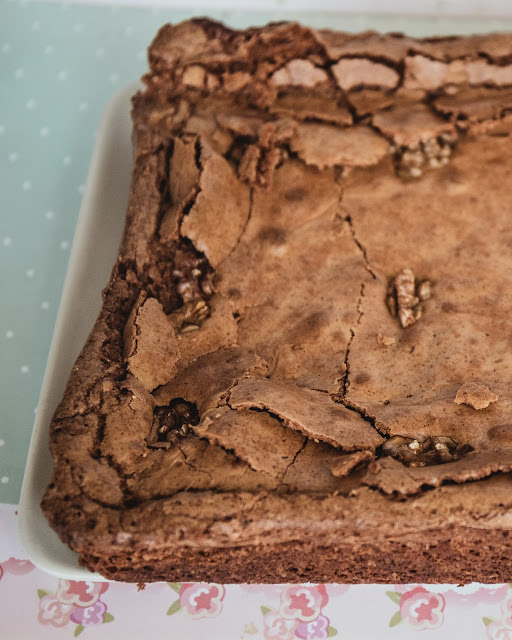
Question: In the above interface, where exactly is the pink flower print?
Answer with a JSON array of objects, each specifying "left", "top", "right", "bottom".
[
  {"left": 70, "top": 599, "right": 107, "bottom": 626},
  {"left": 280, "top": 585, "right": 327, "bottom": 622},
  {"left": 295, "top": 613, "right": 330, "bottom": 640},
  {"left": 56, "top": 579, "right": 108, "bottom": 607},
  {"left": 178, "top": 583, "right": 225, "bottom": 619},
  {"left": 38, "top": 595, "right": 74, "bottom": 628},
  {"left": 502, "top": 593, "right": 512, "bottom": 630},
  {"left": 487, "top": 621, "right": 512, "bottom": 640},
  {"left": 1, "top": 557, "right": 35, "bottom": 575},
  {"left": 394, "top": 583, "right": 420, "bottom": 594},
  {"left": 263, "top": 610, "right": 299, "bottom": 640},
  {"left": 325, "top": 584, "right": 349, "bottom": 597},
  {"left": 399, "top": 586, "right": 445, "bottom": 630}
]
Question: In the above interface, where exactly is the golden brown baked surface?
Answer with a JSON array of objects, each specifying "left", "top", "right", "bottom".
[{"left": 42, "top": 19, "right": 512, "bottom": 583}]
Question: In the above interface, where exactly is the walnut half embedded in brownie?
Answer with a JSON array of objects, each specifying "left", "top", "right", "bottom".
[{"left": 42, "top": 19, "right": 512, "bottom": 583}]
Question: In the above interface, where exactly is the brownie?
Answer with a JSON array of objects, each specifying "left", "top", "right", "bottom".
[{"left": 42, "top": 19, "right": 512, "bottom": 583}]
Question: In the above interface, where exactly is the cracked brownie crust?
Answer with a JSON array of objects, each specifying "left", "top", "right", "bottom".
[{"left": 42, "top": 19, "right": 512, "bottom": 583}]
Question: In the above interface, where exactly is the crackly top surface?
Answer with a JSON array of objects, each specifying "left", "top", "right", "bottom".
[{"left": 43, "top": 19, "right": 512, "bottom": 558}]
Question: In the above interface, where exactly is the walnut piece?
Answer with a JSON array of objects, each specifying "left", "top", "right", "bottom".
[
  {"left": 170, "top": 246, "right": 215, "bottom": 334},
  {"left": 147, "top": 399, "right": 200, "bottom": 448},
  {"left": 454, "top": 382, "right": 499, "bottom": 410},
  {"left": 386, "top": 268, "right": 432, "bottom": 328},
  {"left": 393, "top": 132, "right": 457, "bottom": 180},
  {"left": 381, "top": 434, "right": 472, "bottom": 467}
]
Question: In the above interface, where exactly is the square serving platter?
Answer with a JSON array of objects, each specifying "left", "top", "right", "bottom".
[{"left": 19, "top": 83, "right": 141, "bottom": 580}]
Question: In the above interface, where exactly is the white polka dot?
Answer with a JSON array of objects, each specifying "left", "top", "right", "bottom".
[
  {"left": 44, "top": 45, "right": 54, "bottom": 55},
  {"left": 95, "top": 47, "right": 105, "bottom": 57},
  {"left": 20, "top": 365, "right": 30, "bottom": 374},
  {"left": 109, "top": 73, "right": 119, "bottom": 84},
  {"left": 124, "top": 26, "right": 134, "bottom": 37},
  {"left": 151, "top": 6, "right": 161, "bottom": 15},
  {"left": 45, "top": 210, "right": 55, "bottom": 220},
  {"left": 22, "top": 180, "right": 32, "bottom": 191},
  {"left": 9, "top": 152, "right": 18, "bottom": 163},
  {"left": 2, "top": 43, "right": 11, "bottom": 53},
  {"left": 73, "top": 23, "right": 83, "bottom": 33},
  {"left": 14, "top": 67, "right": 24, "bottom": 79},
  {"left": 0, "top": 440, "right": 4, "bottom": 447},
  {"left": 25, "top": 268, "right": 35, "bottom": 278},
  {"left": 6, "top": 330, "right": 14, "bottom": 339},
  {"left": 78, "top": 184, "right": 85, "bottom": 194},
  {"left": 1, "top": 477, "right": 9, "bottom": 484},
  {"left": 0, "top": 125, "right": 5, "bottom": 135},
  {"left": 60, "top": 240, "right": 69, "bottom": 251},
  {"left": 3, "top": 236, "right": 12, "bottom": 246},
  {"left": 32, "top": 20, "right": 41, "bottom": 30},
  {"left": 79, "top": 102, "right": 88, "bottom": 112},
  {"left": 137, "top": 50, "right": 146, "bottom": 61},
  {"left": 26, "top": 98, "right": 36, "bottom": 109},
  {"left": 40, "top": 127, "right": 49, "bottom": 137},
  {"left": 57, "top": 70, "right": 68, "bottom": 81},
  {"left": 63, "top": 155, "right": 71, "bottom": 165},
  {"left": 33, "top": 407, "right": 37, "bottom": 415},
  {"left": 41, "top": 300, "right": 50, "bottom": 310}
]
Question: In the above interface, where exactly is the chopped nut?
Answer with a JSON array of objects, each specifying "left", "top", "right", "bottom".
[
  {"left": 377, "top": 333, "right": 395, "bottom": 347},
  {"left": 417, "top": 280, "right": 432, "bottom": 301},
  {"left": 454, "top": 382, "right": 499, "bottom": 410},
  {"left": 381, "top": 435, "right": 419, "bottom": 464},
  {"left": 394, "top": 133, "right": 457, "bottom": 179},
  {"left": 387, "top": 268, "right": 431, "bottom": 328},
  {"left": 200, "top": 277, "right": 215, "bottom": 297},
  {"left": 381, "top": 433, "right": 472, "bottom": 467},
  {"left": 179, "top": 424, "right": 190, "bottom": 437},
  {"left": 180, "top": 323, "right": 200, "bottom": 334},
  {"left": 147, "top": 399, "right": 200, "bottom": 448},
  {"left": 395, "top": 268, "right": 419, "bottom": 310},
  {"left": 399, "top": 307, "right": 416, "bottom": 328},
  {"left": 177, "top": 280, "right": 195, "bottom": 303},
  {"left": 171, "top": 245, "right": 214, "bottom": 332}
]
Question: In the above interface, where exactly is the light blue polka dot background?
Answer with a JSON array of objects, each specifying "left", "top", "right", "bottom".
[{"left": 2, "top": 0, "right": 512, "bottom": 504}]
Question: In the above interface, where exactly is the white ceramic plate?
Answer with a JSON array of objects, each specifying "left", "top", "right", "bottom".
[{"left": 19, "top": 83, "right": 141, "bottom": 580}]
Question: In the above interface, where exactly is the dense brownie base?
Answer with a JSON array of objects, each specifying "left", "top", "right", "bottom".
[{"left": 84, "top": 528, "right": 512, "bottom": 584}]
